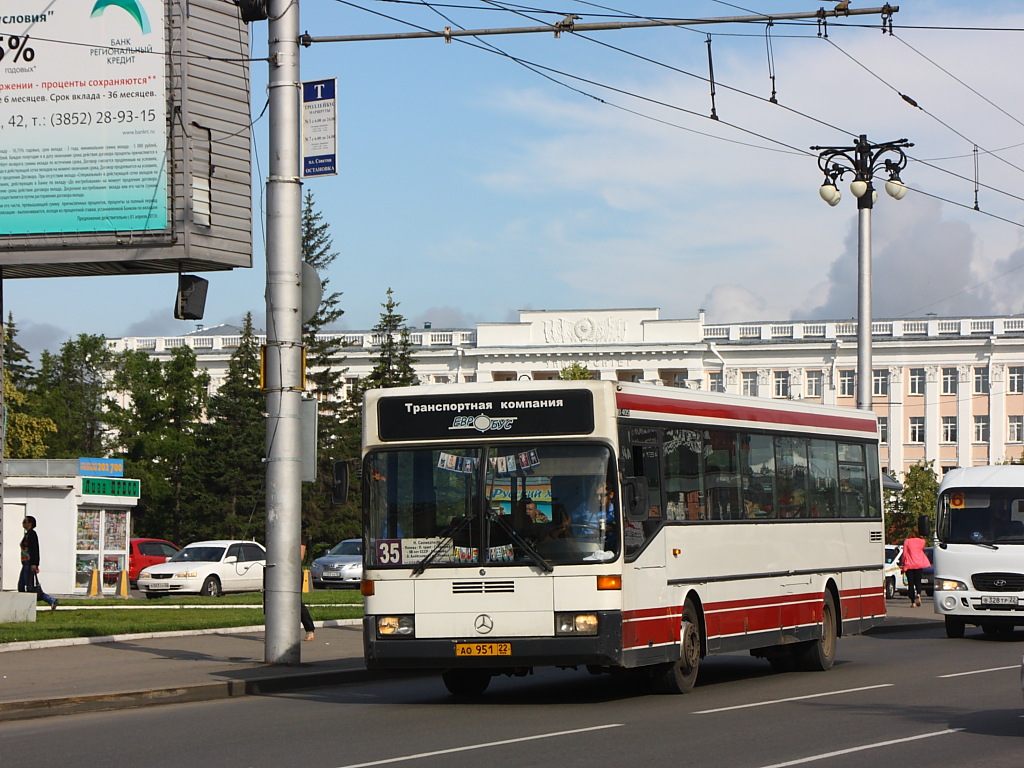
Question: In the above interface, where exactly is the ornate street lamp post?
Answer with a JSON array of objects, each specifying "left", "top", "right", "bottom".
[{"left": 812, "top": 135, "right": 912, "bottom": 411}]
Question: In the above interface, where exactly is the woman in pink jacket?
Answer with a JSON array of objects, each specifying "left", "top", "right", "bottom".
[{"left": 901, "top": 526, "right": 931, "bottom": 607}]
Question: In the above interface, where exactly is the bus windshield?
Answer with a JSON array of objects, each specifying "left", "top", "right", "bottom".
[
  {"left": 939, "top": 488, "right": 1024, "bottom": 545},
  {"left": 364, "top": 443, "right": 618, "bottom": 569}
]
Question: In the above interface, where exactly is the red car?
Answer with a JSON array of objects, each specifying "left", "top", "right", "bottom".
[{"left": 129, "top": 538, "right": 180, "bottom": 584}]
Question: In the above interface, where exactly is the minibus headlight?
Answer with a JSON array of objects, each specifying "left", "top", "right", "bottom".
[
  {"left": 938, "top": 579, "right": 967, "bottom": 592},
  {"left": 377, "top": 615, "right": 414, "bottom": 637},
  {"left": 555, "top": 613, "right": 599, "bottom": 636}
]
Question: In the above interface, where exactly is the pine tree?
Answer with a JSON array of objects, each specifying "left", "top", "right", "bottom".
[
  {"left": 3, "top": 313, "right": 34, "bottom": 390},
  {"left": 300, "top": 191, "right": 356, "bottom": 552},
  {"left": 31, "top": 334, "right": 115, "bottom": 457},
  {"left": 189, "top": 314, "right": 265, "bottom": 542},
  {"left": 360, "top": 288, "right": 419, "bottom": 392},
  {"left": 109, "top": 346, "right": 209, "bottom": 542}
]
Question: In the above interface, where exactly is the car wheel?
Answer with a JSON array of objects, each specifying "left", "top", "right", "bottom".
[
  {"left": 200, "top": 575, "right": 222, "bottom": 597},
  {"left": 885, "top": 577, "right": 895, "bottom": 600},
  {"left": 796, "top": 591, "right": 837, "bottom": 672},
  {"left": 945, "top": 615, "right": 966, "bottom": 638},
  {"left": 144, "top": 592, "right": 164, "bottom": 600},
  {"left": 442, "top": 669, "right": 491, "bottom": 696},
  {"left": 656, "top": 598, "right": 702, "bottom": 693}
]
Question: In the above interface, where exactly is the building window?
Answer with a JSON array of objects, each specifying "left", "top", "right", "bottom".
[
  {"left": 1009, "top": 415, "right": 1024, "bottom": 443},
  {"left": 941, "top": 416, "right": 957, "bottom": 443},
  {"left": 708, "top": 371, "right": 725, "bottom": 393},
  {"left": 434, "top": 375, "right": 451, "bottom": 384},
  {"left": 773, "top": 371, "right": 790, "bottom": 398},
  {"left": 974, "top": 366, "right": 989, "bottom": 394},
  {"left": 878, "top": 417, "right": 888, "bottom": 444},
  {"left": 909, "top": 368, "right": 925, "bottom": 396},
  {"left": 872, "top": 369, "right": 889, "bottom": 397},
  {"left": 974, "top": 415, "right": 990, "bottom": 443},
  {"left": 942, "top": 367, "right": 958, "bottom": 396},
  {"left": 1009, "top": 366, "right": 1024, "bottom": 394},
  {"left": 909, "top": 416, "right": 925, "bottom": 443},
  {"left": 839, "top": 370, "right": 856, "bottom": 397},
  {"left": 741, "top": 371, "right": 758, "bottom": 397},
  {"left": 805, "top": 370, "right": 822, "bottom": 398}
]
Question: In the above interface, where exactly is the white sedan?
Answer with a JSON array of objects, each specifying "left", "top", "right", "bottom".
[{"left": 138, "top": 540, "right": 266, "bottom": 598}]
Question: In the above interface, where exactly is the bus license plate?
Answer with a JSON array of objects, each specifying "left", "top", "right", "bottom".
[
  {"left": 981, "top": 595, "right": 1018, "bottom": 606},
  {"left": 455, "top": 642, "right": 511, "bottom": 656}
]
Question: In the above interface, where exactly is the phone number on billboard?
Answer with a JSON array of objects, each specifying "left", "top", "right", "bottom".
[{"left": 5, "top": 110, "right": 157, "bottom": 128}]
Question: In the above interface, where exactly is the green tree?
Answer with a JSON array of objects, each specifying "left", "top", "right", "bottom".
[
  {"left": 300, "top": 191, "right": 356, "bottom": 554},
  {"left": 3, "top": 313, "right": 34, "bottom": 390},
  {"left": 3, "top": 366, "right": 56, "bottom": 458},
  {"left": 360, "top": 288, "right": 418, "bottom": 391},
  {"left": 110, "top": 346, "right": 209, "bottom": 542},
  {"left": 190, "top": 314, "right": 265, "bottom": 542},
  {"left": 887, "top": 461, "right": 939, "bottom": 543},
  {"left": 559, "top": 363, "right": 593, "bottom": 380},
  {"left": 31, "top": 334, "right": 115, "bottom": 457}
]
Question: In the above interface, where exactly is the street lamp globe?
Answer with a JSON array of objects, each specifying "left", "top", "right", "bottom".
[{"left": 885, "top": 178, "right": 908, "bottom": 200}]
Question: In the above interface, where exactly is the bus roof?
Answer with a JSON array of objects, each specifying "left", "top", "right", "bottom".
[{"left": 939, "top": 465, "right": 1024, "bottom": 491}]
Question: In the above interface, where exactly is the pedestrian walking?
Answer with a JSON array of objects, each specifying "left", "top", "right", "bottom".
[
  {"left": 18, "top": 516, "right": 59, "bottom": 610},
  {"left": 901, "top": 524, "right": 930, "bottom": 608}
]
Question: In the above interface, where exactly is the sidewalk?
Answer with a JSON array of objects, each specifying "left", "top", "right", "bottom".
[{"left": 0, "top": 600, "right": 940, "bottom": 722}]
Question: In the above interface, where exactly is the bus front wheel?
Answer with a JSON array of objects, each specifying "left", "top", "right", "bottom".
[
  {"left": 442, "top": 669, "right": 491, "bottom": 696},
  {"left": 797, "top": 591, "right": 837, "bottom": 672},
  {"left": 944, "top": 616, "right": 966, "bottom": 638},
  {"left": 657, "top": 599, "right": 702, "bottom": 694}
]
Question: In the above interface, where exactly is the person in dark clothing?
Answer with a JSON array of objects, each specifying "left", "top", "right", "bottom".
[{"left": 18, "top": 516, "right": 58, "bottom": 610}]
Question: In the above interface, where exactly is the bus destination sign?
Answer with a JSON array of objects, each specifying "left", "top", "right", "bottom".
[{"left": 378, "top": 389, "right": 595, "bottom": 441}]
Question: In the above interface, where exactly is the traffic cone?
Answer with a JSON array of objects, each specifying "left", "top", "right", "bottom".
[
  {"left": 302, "top": 568, "right": 311, "bottom": 593},
  {"left": 87, "top": 569, "right": 102, "bottom": 597},
  {"left": 114, "top": 570, "right": 130, "bottom": 598}
]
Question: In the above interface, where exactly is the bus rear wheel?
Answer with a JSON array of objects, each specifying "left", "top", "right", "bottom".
[
  {"left": 796, "top": 591, "right": 837, "bottom": 672},
  {"left": 442, "top": 669, "right": 491, "bottom": 696},
  {"left": 657, "top": 599, "right": 702, "bottom": 694}
]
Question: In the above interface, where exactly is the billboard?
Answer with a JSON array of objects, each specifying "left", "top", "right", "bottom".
[{"left": 0, "top": 0, "right": 253, "bottom": 277}]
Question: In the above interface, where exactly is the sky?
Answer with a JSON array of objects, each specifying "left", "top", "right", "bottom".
[{"left": 7, "top": 1, "right": 1024, "bottom": 361}]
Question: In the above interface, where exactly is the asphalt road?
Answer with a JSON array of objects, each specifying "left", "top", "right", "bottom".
[{"left": 2, "top": 622, "right": 1021, "bottom": 768}]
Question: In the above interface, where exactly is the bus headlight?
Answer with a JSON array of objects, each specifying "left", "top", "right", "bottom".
[
  {"left": 555, "top": 613, "right": 598, "bottom": 636},
  {"left": 938, "top": 579, "right": 967, "bottom": 592},
  {"left": 377, "top": 615, "right": 414, "bottom": 637}
]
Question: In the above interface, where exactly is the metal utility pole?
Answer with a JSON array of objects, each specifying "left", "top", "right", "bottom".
[
  {"left": 264, "top": 0, "right": 304, "bottom": 665},
  {"left": 261, "top": 4, "right": 900, "bottom": 662}
]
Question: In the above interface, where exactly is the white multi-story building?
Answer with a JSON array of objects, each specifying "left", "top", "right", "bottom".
[{"left": 109, "top": 308, "right": 1024, "bottom": 478}]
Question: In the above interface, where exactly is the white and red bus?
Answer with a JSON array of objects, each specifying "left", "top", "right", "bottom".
[{"left": 360, "top": 381, "right": 885, "bottom": 695}]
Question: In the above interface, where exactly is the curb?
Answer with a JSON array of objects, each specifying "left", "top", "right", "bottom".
[{"left": 0, "top": 665, "right": 378, "bottom": 723}]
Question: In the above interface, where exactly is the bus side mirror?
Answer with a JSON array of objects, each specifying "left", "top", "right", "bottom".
[
  {"left": 918, "top": 514, "right": 932, "bottom": 539},
  {"left": 622, "top": 477, "right": 650, "bottom": 523},
  {"left": 332, "top": 460, "right": 350, "bottom": 505}
]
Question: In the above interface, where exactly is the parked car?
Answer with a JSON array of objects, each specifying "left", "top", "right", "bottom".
[
  {"left": 128, "top": 538, "right": 180, "bottom": 585},
  {"left": 884, "top": 545, "right": 903, "bottom": 599},
  {"left": 310, "top": 539, "right": 363, "bottom": 589},
  {"left": 137, "top": 540, "right": 266, "bottom": 598}
]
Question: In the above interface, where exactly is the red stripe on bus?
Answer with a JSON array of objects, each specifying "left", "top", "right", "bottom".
[
  {"left": 622, "top": 591, "right": 885, "bottom": 650},
  {"left": 615, "top": 392, "right": 877, "bottom": 434}
]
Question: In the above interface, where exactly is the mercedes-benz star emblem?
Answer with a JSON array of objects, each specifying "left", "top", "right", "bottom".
[{"left": 474, "top": 614, "right": 494, "bottom": 634}]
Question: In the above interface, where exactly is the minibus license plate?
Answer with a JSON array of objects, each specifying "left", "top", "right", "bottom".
[
  {"left": 455, "top": 643, "right": 511, "bottom": 656},
  {"left": 981, "top": 595, "right": 1017, "bottom": 605}
]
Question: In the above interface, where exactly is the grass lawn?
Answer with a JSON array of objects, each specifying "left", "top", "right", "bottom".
[{"left": 0, "top": 589, "right": 364, "bottom": 645}]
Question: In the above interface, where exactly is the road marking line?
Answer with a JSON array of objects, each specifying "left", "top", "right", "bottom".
[
  {"left": 938, "top": 665, "right": 1019, "bottom": 678},
  {"left": 755, "top": 729, "right": 963, "bottom": 768},
  {"left": 334, "top": 724, "right": 624, "bottom": 768},
  {"left": 693, "top": 684, "right": 893, "bottom": 714}
]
